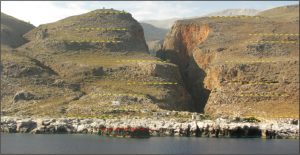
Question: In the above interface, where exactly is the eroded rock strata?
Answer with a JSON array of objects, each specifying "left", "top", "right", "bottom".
[
  {"left": 1, "top": 9, "right": 192, "bottom": 118},
  {"left": 161, "top": 5, "right": 299, "bottom": 117}
]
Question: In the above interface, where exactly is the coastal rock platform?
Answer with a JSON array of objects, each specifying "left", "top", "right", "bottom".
[{"left": 1, "top": 116, "right": 298, "bottom": 139}]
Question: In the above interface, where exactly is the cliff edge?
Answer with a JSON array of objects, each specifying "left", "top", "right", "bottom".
[{"left": 161, "top": 5, "right": 299, "bottom": 118}]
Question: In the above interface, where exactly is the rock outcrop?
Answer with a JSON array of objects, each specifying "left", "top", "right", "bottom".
[
  {"left": 13, "top": 90, "right": 37, "bottom": 103},
  {"left": 1, "top": 116, "right": 298, "bottom": 139},
  {"left": 161, "top": 5, "right": 299, "bottom": 118}
]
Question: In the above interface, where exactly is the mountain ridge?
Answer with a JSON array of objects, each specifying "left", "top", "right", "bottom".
[
  {"left": 1, "top": 12, "right": 35, "bottom": 48},
  {"left": 1, "top": 9, "right": 193, "bottom": 118}
]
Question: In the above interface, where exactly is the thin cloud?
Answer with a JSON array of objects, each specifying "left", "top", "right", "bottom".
[
  {"left": 1, "top": 1, "right": 89, "bottom": 26},
  {"left": 1, "top": 1, "right": 298, "bottom": 26}
]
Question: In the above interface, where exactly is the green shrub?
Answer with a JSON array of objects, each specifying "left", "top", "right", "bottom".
[
  {"left": 243, "top": 116, "right": 261, "bottom": 122},
  {"left": 58, "top": 106, "right": 66, "bottom": 114}
]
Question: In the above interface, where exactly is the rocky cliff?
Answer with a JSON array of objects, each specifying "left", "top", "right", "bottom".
[
  {"left": 161, "top": 5, "right": 299, "bottom": 118},
  {"left": 1, "top": 9, "right": 192, "bottom": 118}
]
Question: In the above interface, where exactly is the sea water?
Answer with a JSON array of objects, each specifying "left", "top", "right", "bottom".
[{"left": 1, "top": 133, "right": 299, "bottom": 154}]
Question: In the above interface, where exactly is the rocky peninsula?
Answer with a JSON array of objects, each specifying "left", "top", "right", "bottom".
[{"left": 1, "top": 116, "right": 298, "bottom": 139}]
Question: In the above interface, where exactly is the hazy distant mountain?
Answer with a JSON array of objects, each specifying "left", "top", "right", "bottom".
[
  {"left": 141, "top": 18, "right": 181, "bottom": 29},
  {"left": 140, "top": 23, "right": 168, "bottom": 55},
  {"left": 1, "top": 12, "right": 35, "bottom": 48},
  {"left": 141, "top": 9, "right": 261, "bottom": 30},
  {"left": 140, "top": 23, "right": 168, "bottom": 41},
  {"left": 205, "top": 9, "right": 260, "bottom": 16}
]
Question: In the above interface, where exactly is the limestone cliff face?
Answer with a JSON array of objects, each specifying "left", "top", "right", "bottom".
[
  {"left": 162, "top": 6, "right": 299, "bottom": 118},
  {"left": 162, "top": 21, "right": 212, "bottom": 112},
  {"left": 163, "top": 22, "right": 210, "bottom": 67}
]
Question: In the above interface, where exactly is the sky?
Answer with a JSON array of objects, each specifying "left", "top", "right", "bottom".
[{"left": 1, "top": 1, "right": 299, "bottom": 26}]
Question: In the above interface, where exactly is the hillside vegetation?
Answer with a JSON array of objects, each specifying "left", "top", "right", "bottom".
[
  {"left": 161, "top": 5, "right": 299, "bottom": 119},
  {"left": 1, "top": 9, "right": 192, "bottom": 119},
  {"left": 1, "top": 13, "right": 35, "bottom": 48}
]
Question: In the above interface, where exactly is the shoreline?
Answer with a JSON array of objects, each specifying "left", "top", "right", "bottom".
[{"left": 1, "top": 116, "right": 299, "bottom": 139}]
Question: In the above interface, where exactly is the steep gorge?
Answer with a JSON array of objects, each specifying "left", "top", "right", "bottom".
[
  {"left": 161, "top": 5, "right": 299, "bottom": 118},
  {"left": 162, "top": 22, "right": 211, "bottom": 112}
]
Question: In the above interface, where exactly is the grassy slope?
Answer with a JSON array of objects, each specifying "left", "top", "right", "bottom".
[
  {"left": 203, "top": 7, "right": 299, "bottom": 119},
  {"left": 1, "top": 13, "right": 35, "bottom": 48},
  {"left": 1, "top": 10, "right": 191, "bottom": 119},
  {"left": 163, "top": 5, "right": 299, "bottom": 119},
  {"left": 258, "top": 4, "right": 299, "bottom": 21}
]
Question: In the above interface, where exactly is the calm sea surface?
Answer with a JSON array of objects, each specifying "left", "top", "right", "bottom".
[{"left": 1, "top": 133, "right": 299, "bottom": 154}]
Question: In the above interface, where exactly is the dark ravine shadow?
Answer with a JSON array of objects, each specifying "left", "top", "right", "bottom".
[
  {"left": 185, "top": 58, "right": 211, "bottom": 112},
  {"left": 157, "top": 49, "right": 211, "bottom": 112}
]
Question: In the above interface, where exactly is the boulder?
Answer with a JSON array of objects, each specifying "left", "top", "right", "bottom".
[
  {"left": 16, "top": 119, "right": 37, "bottom": 133},
  {"left": 13, "top": 90, "right": 36, "bottom": 103},
  {"left": 77, "top": 124, "right": 88, "bottom": 133}
]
